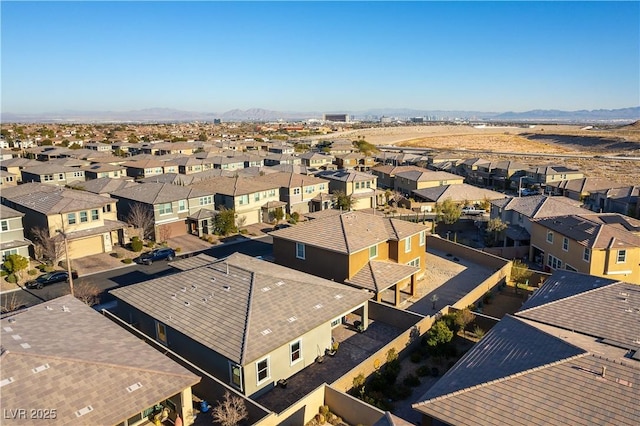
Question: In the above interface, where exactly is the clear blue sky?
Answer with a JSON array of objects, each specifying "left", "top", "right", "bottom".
[{"left": 2, "top": 1, "right": 638, "bottom": 114}]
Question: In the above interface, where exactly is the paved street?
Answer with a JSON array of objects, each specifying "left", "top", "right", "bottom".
[{"left": 1, "top": 236, "right": 273, "bottom": 311}]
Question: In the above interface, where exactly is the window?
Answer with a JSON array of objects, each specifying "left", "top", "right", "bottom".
[
  {"left": 67, "top": 213, "right": 77, "bottom": 225},
  {"left": 0, "top": 220, "right": 7, "bottom": 232},
  {"left": 57, "top": 173, "right": 64, "bottom": 180},
  {"left": 254, "top": 193, "right": 260, "bottom": 202},
  {"left": 3, "top": 249, "right": 18, "bottom": 261},
  {"left": 73, "top": 171, "right": 83, "bottom": 177},
  {"left": 330, "top": 317, "right": 342, "bottom": 328},
  {"left": 103, "top": 204, "right": 112, "bottom": 213},
  {"left": 290, "top": 340, "right": 302, "bottom": 365},
  {"left": 355, "top": 182, "right": 360, "bottom": 189},
  {"left": 91, "top": 209, "right": 99, "bottom": 221},
  {"left": 296, "top": 242, "right": 305, "bottom": 260},
  {"left": 305, "top": 185, "right": 314, "bottom": 194},
  {"left": 408, "top": 257, "right": 420, "bottom": 268},
  {"left": 79, "top": 211, "right": 88, "bottom": 223},
  {"left": 369, "top": 245, "right": 378, "bottom": 259},
  {"left": 319, "top": 184, "right": 325, "bottom": 190},
  {"left": 256, "top": 357, "right": 270, "bottom": 384},
  {"left": 366, "top": 181, "right": 371, "bottom": 188},
  {"left": 547, "top": 254, "right": 562, "bottom": 270},
  {"left": 199, "top": 196, "right": 212, "bottom": 206},
  {"left": 617, "top": 250, "right": 627, "bottom": 263},
  {"left": 562, "top": 237, "right": 569, "bottom": 251},
  {"left": 155, "top": 322, "right": 167, "bottom": 345},
  {"left": 546, "top": 231, "right": 554, "bottom": 243},
  {"left": 419, "top": 231, "right": 426, "bottom": 246},
  {"left": 43, "top": 174, "right": 53, "bottom": 181},
  {"left": 159, "top": 203, "right": 172, "bottom": 215},
  {"left": 583, "top": 247, "right": 591, "bottom": 262},
  {"left": 405, "top": 236, "right": 412, "bottom": 252},
  {"left": 178, "top": 200, "right": 187, "bottom": 212},
  {"left": 268, "top": 189, "right": 276, "bottom": 197},
  {"left": 293, "top": 188, "right": 301, "bottom": 195},
  {"left": 230, "top": 363, "right": 242, "bottom": 390},
  {"left": 238, "top": 194, "right": 249, "bottom": 205}
]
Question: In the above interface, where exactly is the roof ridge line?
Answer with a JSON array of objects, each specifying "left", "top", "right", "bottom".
[
  {"left": 339, "top": 213, "right": 352, "bottom": 253},
  {"left": 239, "top": 270, "right": 256, "bottom": 366},
  {"left": 3, "top": 350, "right": 198, "bottom": 379},
  {"left": 414, "top": 352, "right": 589, "bottom": 407}
]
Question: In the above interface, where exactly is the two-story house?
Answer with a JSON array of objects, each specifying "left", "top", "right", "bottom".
[
  {"left": 122, "top": 159, "right": 176, "bottom": 179},
  {"left": 0, "top": 169, "right": 17, "bottom": 187},
  {"left": 394, "top": 169, "right": 464, "bottom": 196},
  {"left": 0, "top": 157, "right": 41, "bottom": 182},
  {"left": 21, "top": 164, "right": 86, "bottom": 186},
  {"left": 81, "top": 163, "right": 127, "bottom": 180},
  {"left": 1, "top": 183, "right": 126, "bottom": 260},
  {"left": 298, "top": 152, "right": 335, "bottom": 169},
  {"left": 110, "top": 253, "right": 371, "bottom": 398},
  {"left": 255, "top": 172, "right": 330, "bottom": 215},
  {"left": 530, "top": 213, "right": 640, "bottom": 284},
  {"left": 264, "top": 154, "right": 301, "bottom": 167},
  {"left": 334, "top": 152, "right": 363, "bottom": 170},
  {"left": 591, "top": 185, "right": 640, "bottom": 218},
  {"left": 0, "top": 205, "right": 31, "bottom": 261},
  {"left": 111, "top": 182, "right": 217, "bottom": 240},
  {"left": 190, "top": 177, "right": 282, "bottom": 226},
  {"left": 527, "top": 165, "right": 583, "bottom": 187},
  {"left": 546, "top": 177, "right": 623, "bottom": 203},
  {"left": 271, "top": 210, "right": 428, "bottom": 306},
  {"left": 412, "top": 184, "right": 506, "bottom": 210},
  {"left": 371, "top": 165, "right": 423, "bottom": 190},
  {"left": 315, "top": 170, "right": 379, "bottom": 210}
]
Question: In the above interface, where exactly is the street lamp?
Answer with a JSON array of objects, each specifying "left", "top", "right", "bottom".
[{"left": 56, "top": 230, "right": 74, "bottom": 297}]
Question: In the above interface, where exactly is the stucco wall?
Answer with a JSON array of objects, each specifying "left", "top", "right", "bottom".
[{"left": 273, "top": 238, "right": 350, "bottom": 282}]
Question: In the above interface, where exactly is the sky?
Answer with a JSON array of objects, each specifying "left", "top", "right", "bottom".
[{"left": 2, "top": 1, "right": 639, "bottom": 114}]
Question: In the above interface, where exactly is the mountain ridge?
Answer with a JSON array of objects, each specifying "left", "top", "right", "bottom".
[{"left": 1, "top": 106, "right": 638, "bottom": 123}]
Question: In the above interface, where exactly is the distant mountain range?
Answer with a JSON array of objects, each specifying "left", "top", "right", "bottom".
[{"left": 2, "top": 106, "right": 638, "bottom": 123}]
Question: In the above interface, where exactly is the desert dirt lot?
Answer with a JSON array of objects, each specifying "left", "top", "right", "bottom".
[{"left": 329, "top": 123, "right": 640, "bottom": 186}]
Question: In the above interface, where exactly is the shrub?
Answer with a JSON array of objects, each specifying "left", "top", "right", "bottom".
[
  {"left": 239, "top": 229, "right": 248, "bottom": 235},
  {"left": 416, "top": 365, "right": 431, "bottom": 377},
  {"left": 0, "top": 270, "right": 7, "bottom": 277},
  {"left": 110, "top": 252, "right": 122, "bottom": 258},
  {"left": 175, "top": 247, "right": 182, "bottom": 253},
  {"left": 410, "top": 352, "right": 422, "bottom": 363},
  {"left": 368, "top": 372, "right": 388, "bottom": 392},
  {"left": 146, "top": 241, "right": 154, "bottom": 248},
  {"left": 403, "top": 374, "right": 420, "bottom": 387},
  {"left": 291, "top": 212, "right": 300, "bottom": 221},
  {"left": 352, "top": 374, "right": 365, "bottom": 390},
  {"left": 6, "top": 274, "right": 17, "bottom": 284},
  {"left": 130, "top": 238, "right": 143, "bottom": 252},
  {"left": 27, "top": 269, "right": 38, "bottom": 276},
  {"left": 386, "top": 347, "right": 398, "bottom": 363},
  {"left": 319, "top": 405, "right": 329, "bottom": 416},
  {"left": 122, "top": 258, "right": 133, "bottom": 264}
]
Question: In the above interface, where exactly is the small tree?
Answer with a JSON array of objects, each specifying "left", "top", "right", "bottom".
[
  {"left": 72, "top": 281, "right": 101, "bottom": 306},
  {"left": 511, "top": 259, "right": 533, "bottom": 294},
  {"left": 273, "top": 207, "right": 284, "bottom": 224},
  {"left": 455, "top": 308, "right": 476, "bottom": 337},
  {"left": 486, "top": 217, "right": 508, "bottom": 246},
  {"left": 213, "top": 207, "right": 237, "bottom": 236},
  {"left": 3, "top": 254, "right": 29, "bottom": 279},
  {"left": 425, "top": 320, "right": 454, "bottom": 349},
  {"left": 435, "top": 198, "right": 461, "bottom": 225},
  {"left": 125, "top": 203, "right": 154, "bottom": 240},
  {"left": 211, "top": 391, "right": 248, "bottom": 426},
  {"left": 31, "top": 227, "right": 64, "bottom": 265},
  {"left": 334, "top": 190, "right": 354, "bottom": 211}
]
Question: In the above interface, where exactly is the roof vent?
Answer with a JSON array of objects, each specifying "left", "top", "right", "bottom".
[
  {"left": 287, "top": 316, "right": 297, "bottom": 323},
  {"left": 260, "top": 328, "right": 272, "bottom": 336},
  {"left": 75, "top": 406, "right": 94, "bottom": 418},
  {"left": 62, "top": 306, "right": 70, "bottom": 312},
  {"left": 276, "top": 281, "right": 284, "bottom": 286},
  {"left": 32, "top": 364, "right": 50, "bottom": 374},
  {"left": 7, "top": 318, "right": 16, "bottom": 324},
  {"left": 334, "top": 294, "right": 343, "bottom": 299},
  {"left": 223, "top": 285, "right": 231, "bottom": 291},
  {"left": 191, "top": 284, "right": 197, "bottom": 291},
  {"left": 171, "top": 293, "right": 177, "bottom": 299},
  {"left": 20, "top": 343, "right": 31, "bottom": 349},
  {"left": 210, "top": 277, "right": 216, "bottom": 282},
  {"left": 45, "top": 306, "right": 53, "bottom": 311},
  {"left": 261, "top": 287, "right": 271, "bottom": 292},
  {"left": 0, "top": 377, "right": 15, "bottom": 387},
  {"left": 184, "top": 301, "right": 190, "bottom": 307},
  {"left": 181, "top": 287, "right": 187, "bottom": 292},
  {"left": 314, "top": 304, "right": 323, "bottom": 309},
  {"left": 3, "top": 327, "right": 13, "bottom": 332},
  {"left": 126, "top": 382, "right": 143, "bottom": 393}
]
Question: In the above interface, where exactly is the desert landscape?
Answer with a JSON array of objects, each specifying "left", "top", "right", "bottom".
[{"left": 328, "top": 122, "right": 640, "bottom": 186}]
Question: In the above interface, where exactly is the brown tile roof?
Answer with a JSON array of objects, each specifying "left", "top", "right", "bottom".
[
  {"left": 270, "top": 211, "right": 427, "bottom": 254},
  {"left": 492, "top": 195, "right": 592, "bottom": 218},
  {"left": 78, "top": 177, "right": 138, "bottom": 195},
  {"left": 394, "top": 169, "right": 462, "bottom": 183},
  {"left": 413, "top": 184, "right": 506, "bottom": 202},
  {"left": 346, "top": 260, "right": 419, "bottom": 292},
  {"left": 111, "top": 253, "right": 371, "bottom": 365},
  {"left": 190, "top": 176, "right": 280, "bottom": 196},
  {"left": 0, "top": 204, "right": 24, "bottom": 219},
  {"left": 2, "top": 183, "right": 113, "bottom": 214},
  {"left": 111, "top": 182, "right": 214, "bottom": 204},
  {"left": 255, "top": 171, "right": 328, "bottom": 188},
  {"left": 371, "top": 165, "right": 423, "bottom": 176},
  {"left": 533, "top": 214, "right": 640, "bottom": 249},
  {"left": 547, "top": 177, "right": 624, "bottom": 192},
  {"left": 0, "top": 296, "right": 200, "bottom": 426}
]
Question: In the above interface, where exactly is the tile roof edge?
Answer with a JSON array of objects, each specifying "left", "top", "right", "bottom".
[
  {"left": 239, "top": 270, "right": 256, "bottom": 366},
  {"left": 413, "top": 352, "right": 589, "bottom": 408}
]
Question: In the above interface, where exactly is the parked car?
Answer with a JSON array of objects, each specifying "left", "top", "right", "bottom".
[
  {"left": 461, "top": 206, "right": 486, "bottom": 216},
  {"left": 135, "top": 248, "right": 176, "bottom": 265},
  {"left": 26, "top": 271, "right": 70, "bottom": 289},
  {"left": 520, "top": 188, "right": 539, "bottom": 196}
]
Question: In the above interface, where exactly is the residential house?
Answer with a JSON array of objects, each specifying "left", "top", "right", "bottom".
[
  {"left": 490, "top": 195, "right": 594, "bottom": 251},
  {"left": 138, "top": 170, "right": 235, "bottom": 186},
  {"left": 264, "top": 154, "right": 301, "bottom": 167},
  {"left": 270, "top": 210, "right": 427, "bottom": 306},
  {"left": 374, "top": 152, "right": 422, "bottom": 166},
  {"left": 122, "top": 159, "right": 174, "bottom": 180},
  {"left": 547, "top": 177, "right": 625, "bottom": 203},
  {"left": 111, "top": 182, "right": 217, "bottom": 239},
  {"left": 315, "top": 170, "right": 380, "bottom": 210},
  {"left": 211, "top": 155, "right": 247, "bottom": 171},
  {"left": 110, "top": 253, "right": 371, "bottom": 398},
  {"left": 79, "top": 177, "right": 138, "bottom": 197},
  {"left": 0, "top": 169, "right": 17, "bottom": 187},
  {"left": 1, "top": 183, "right": 126, "bottom": 260},
  {"left": 411, "top": 184, "right": 506, "bottom": 211},
  {"left": 190, "top": 177, "right": 282, "bottom": 226},
  {"left": 255, "top": 171, "right": 330, "bottom": 215},
  {"left": 155, "top": 142, "right": 197, "bottom": 156},
  {"left": 20, "top": 164, "right": 85, "bottom": 186},
  {"left": 490, "top": 160, "right": 530, "bottom": 189},
  {"left": 81, "top": 163, "right": 127, "bottom": 180},
  {"left": 530, "top": 213, "right": 640, "bottom": 284},
  {"left": 334, "top": 152, "right": 363, "bottom": 170},
  {"left": 0, "top": 204, "right": 31, "bottom": 261},
  {"left": 326, "top": 140, "right": 356, "bottom": 155},
  {"left": 84, "top": 141, "right": 113, "bottom": 152},
  {"left": 268, "top": 142, "right": 295, "bottom": 154},
  {"left": 371, "top": 165, "right": 423, "bottom": 189},
  {"left": 394, "top": 169, "right": 464, "bottom": 196},
  {"left": 1, "top": 295, "right": 201, "bottom": 425},
  {"left": 591, "top": 185, "right": 640, "bottom": 218},
  {"left": 413, "top": 270, "right": 640, "bottom": 426},
  {"left": 456, "top": 158, "right": 491, "bottom": 180},
  {"left": 299, "top": 152, "right": 335, "bottom": 169},
  {"left": 172, "top": 157, "right": 215, "bottom": 175},
  {"left": 527, "top": 165, "right": 583, "bottom": 187}
]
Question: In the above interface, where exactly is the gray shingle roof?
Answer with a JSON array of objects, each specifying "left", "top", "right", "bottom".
[
  {"left": 2, "top": 183, "right": 112, "bottom": 214},
  {"left": 346, "top": 260, "right": 419, "bottom": 292},
  {"left": 394, "top": 169, "right": 461, "bottom": 182},
  {"left": 0, "top": 296, "right": 200, "bottom": 426},
  {"left": 111, "top": 253, "right": 371, "bottom": 365},
  {"left": 111, "top": 182, "right": 214, "bottom": 204},
  {"left": 77, "top": 177, "right": 138, "bottom": 195},
  {"left": 270, "top": 211, "right": 426, "bottom": 254},
  {"left": 0, "top": 204, "right": 24, "bottom": 219},
  {"left": 533, "top": 214, "right": 640, "bottom": 249},
  {"left": 190, "top": 176, "right": 280, "bottom": 196},
  {"left": 412, "top": 184, "right": 506, "bottom": 202},
  {"left": 492, "top": 195, "right": 593, "bottom": 218}
]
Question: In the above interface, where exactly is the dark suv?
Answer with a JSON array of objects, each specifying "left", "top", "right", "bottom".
[
  {"left": 26, "top": 271, "right": 70, "bottom": 289},
  {"left": 136, "top": 248, "right": 176, "bottom": 265}
]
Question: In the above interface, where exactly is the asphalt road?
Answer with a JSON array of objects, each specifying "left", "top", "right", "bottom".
[{"left": 1, "top": 236, "right": 273, "bottom": 311}]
